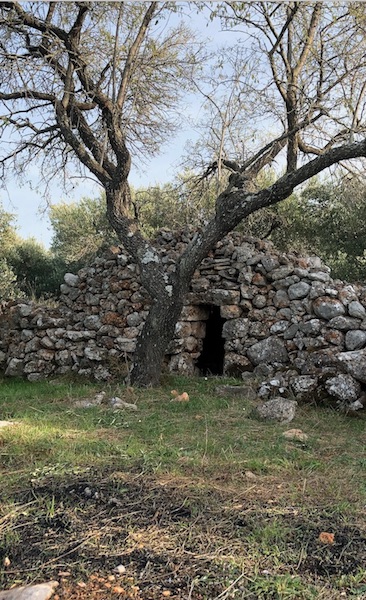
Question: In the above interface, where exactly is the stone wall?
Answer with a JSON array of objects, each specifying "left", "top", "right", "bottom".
[{"left": 2, "top": 229, "right": 366, "bottom": 404}]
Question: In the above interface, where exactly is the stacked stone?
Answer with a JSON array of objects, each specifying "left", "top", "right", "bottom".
[
  {"left": 0, "top": 229, "right": 366, "bottom": 410},
  {"left": 0, "top": 302, "right": 69, "bottom": 382},
  {"left": 60, "top": 250, "right": 148, "bottom": 364},
  {"left": 172, "top": 234, "right": 366, "bottom": 380}
]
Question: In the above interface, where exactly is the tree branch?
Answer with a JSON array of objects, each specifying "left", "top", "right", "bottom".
[
  {"left": 0, "top": 91, "right": 55, "bottom": 102},
  {"left": 54, "top": 100, "right": 111, "bottom": 184},
  {"left": 293, "top": 3, "right": 322, "bottom": 78},
  {"left": 116, "top": 2, "right": 158, "bottom": 110},
  {"left": 2, "top": 1, "right": 68, "bottom": 43},
  {"left": 178, "top": 137, "right": 366, "bottom": 283},
  {"left": 268, "top": 3, "right": 300, "bottom": 61}
]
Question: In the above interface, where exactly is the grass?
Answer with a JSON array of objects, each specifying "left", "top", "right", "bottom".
[{"left": 0, "top": 374, "right": 365, "bottom": 599}]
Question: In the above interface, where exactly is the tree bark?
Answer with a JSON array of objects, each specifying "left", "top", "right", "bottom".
[
  {"left": 104, "top": 184, "right": 188, "bottom": 385},
  {"left": 130, "top": 291, "right": 185, "bottom": 386}
]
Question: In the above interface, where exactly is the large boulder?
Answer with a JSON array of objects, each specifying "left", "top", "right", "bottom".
[
  {"left": 348, "top": 300, "right": 366, "bottom": 319},
  {"left": 325, "top": 374, "right": 361, "bottom": 403},
  {"left": 253, "top": 397, "right": 297, "bottom": 423},
  {"left": 336, "top": 349, "right": 366, "bottom": 384},
  {"left": 247, "top": 337, "right": 288, "bottom": 366},
  {"left": 313, "top": 297, "right": 345, "bottom": 320}
]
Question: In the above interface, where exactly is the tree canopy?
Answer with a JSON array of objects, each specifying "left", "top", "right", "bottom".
[
  {"left": 0, "top": 2, "right": 202, "bottom": 187},
  {"left": 0, "top": 201, "right": 67, "bottom": 299},
  {"left": 1, "top": 2, "right": 366, "bottom": 385}
]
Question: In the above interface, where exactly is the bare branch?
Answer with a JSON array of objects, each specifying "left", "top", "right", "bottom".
[
  {"left": 116, "top": 2, "right": 158, "bottom": 110},
  {"left": 0, "top": 91, "right": 55, "bottom": 102},
  {"left": 293, "top": 3, "right": 322, "bottom": 78},
  {"left": 54, "top": 99, "right": 111, "bottom": 184},
  {"left": 268, "top": 2, "right": 300, "bottom": 61},
  {"left": 2, "top": 1, "right": 68, "bottom": 43}
]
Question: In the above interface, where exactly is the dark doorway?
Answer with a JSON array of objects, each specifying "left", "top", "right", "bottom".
[{"left": 196, "top": 305, "right": 225, "bottom": 375}]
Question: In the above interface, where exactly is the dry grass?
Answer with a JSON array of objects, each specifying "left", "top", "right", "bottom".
[{"left": 0, "top": 375, "right": 365, "bottom": 598}]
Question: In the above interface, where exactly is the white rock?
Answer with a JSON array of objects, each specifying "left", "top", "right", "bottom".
[
  {"left": 110, "top": 397, "right": 137, "bottom": 410},
  {"left": 325, "top": 374, "right": 361, "bottom": 402},
  {"left": 348, "top": 300, "right": 366, "bottom": 319},
  {"left": 254, "top": 397, "right": 297, "bottom": 423},
  {"left": 0, "top": 582, "right": 59, "bottom": 600},
  {"left": 63, "top": 273, "right": 79, "bottom": 287},
  {"left": 114, "top": 564, "right": 127, "bottom": 574}
]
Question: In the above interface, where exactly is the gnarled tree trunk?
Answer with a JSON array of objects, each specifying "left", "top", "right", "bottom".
[
  {"left": 130, "top": 291, "right": 185, "bottom": 386},
  {"left": 106, "top": 184, "right": 191, "bottom": 385}
]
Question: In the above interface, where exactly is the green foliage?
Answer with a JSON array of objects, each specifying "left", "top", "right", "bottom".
[
  {"left": 133, "top": 173, "right": 217, "bottom": 236},
  {"left": 48, "top": 179, "right": 216, "bottom": 261},
  {"left": 0, "top": 203, "right": 19, "bottom": 257},
  {"left": 44, "top": 174, "right": 366, "bottom": 287},
  {"left": 0, "top": 203, "right": 23, "bottom": 300},
  {"left": 49, "top": 195, "right": 118, "bottom": 269},
  {"left": 6, "top": 238, "right": 65, "bottom": 298},
  {"left": 0, "top": 257, "right": 23, "bottom": 301},
  {"left": 246, "top": 574, "right": 316, "bottom": 599},
  {"left": 270, "top": 177, "right": 366, "bottom": 282},
  {"left": 0, "top": 374, "right": 365, "bottom": 486},
  {"left": 233, "top": 172, "right": 366, "bottom": 283},
  {"left": 0, "top": 201, "right": 65, "bottom": 300}
]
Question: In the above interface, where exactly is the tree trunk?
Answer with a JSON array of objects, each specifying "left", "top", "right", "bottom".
[
  {"left": 286, "top": 88, "right": 298, "bottom": 172},
  {"left": 105, "top": 184, "right": 190, "bottom": 386},
  {"left": 130, "top": 291, "right": 185, "bottom": 386},
  {"left": 128, "top": 226, "right": 228, "bottom": 386}
]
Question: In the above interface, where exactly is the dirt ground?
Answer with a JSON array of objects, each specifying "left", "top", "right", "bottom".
[{"left": 1, "top": 469, "right": 366, "bottom": 599}]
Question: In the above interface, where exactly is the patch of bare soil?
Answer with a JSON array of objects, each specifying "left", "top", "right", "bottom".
[{"left": 1, "top": 470, "right": 365, "bottom": 599}]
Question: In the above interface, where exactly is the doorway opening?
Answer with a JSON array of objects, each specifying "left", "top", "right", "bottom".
[{"left": 196, "top": 305, "right": 225, "bottom": 375}]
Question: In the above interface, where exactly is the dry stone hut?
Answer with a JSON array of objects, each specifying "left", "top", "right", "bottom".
[{"left": 2, "top": 228, "right": 366, "bottom": 410}]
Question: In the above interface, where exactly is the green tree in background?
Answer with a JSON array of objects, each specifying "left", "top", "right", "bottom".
[
  {"left": 0, "top": 258, "right": 20, "bottom": 301},
  {"left": 134, "top": 174, "right": 217, "bottom": 236},
  {"left": 271, "top": 177, "right": 366, "bottom": 282},
  {"left": 49, "top": 195, "right": 118, "bottom": 269},
  {"left": 47, "top": 174, "right": 366, "bottom": 288},
  {"left": 0, "top": 204, "right": 19, "bottom": 253},
  {"left": 0, "top": 203, "right": 22, "bottom": 300},
  {"left": 7, "top": 238, "right": 65, "bottom": 298},
  {"left": 48, "top": 178, "right": 216, "bottom": 259},
  {"left": 0, "top": 201, "right": 65, "bottom": 300}
]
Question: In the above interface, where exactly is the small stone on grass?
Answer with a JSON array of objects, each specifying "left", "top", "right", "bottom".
[{"left": 282, "top": 429, "right": 309, "bottom": 442}]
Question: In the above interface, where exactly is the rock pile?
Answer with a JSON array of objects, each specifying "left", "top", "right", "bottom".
[{"left": 1, "top": 229, "right": 366, "bottom": 412}]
